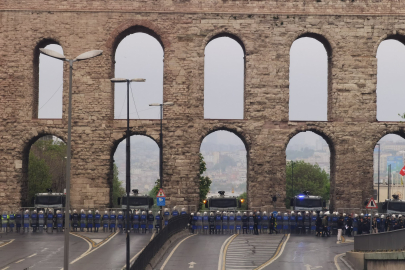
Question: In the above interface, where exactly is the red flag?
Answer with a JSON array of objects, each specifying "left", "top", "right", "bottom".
[{"left": 400, "top": 166, "right": 405, "bottom": 176}]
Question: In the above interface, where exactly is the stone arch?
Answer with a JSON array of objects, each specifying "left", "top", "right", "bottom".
[
  {"left": 203, "top": 30, "right": 247, "bottom": 56},
  {"left": 373, "top": 32, "right": 405, "bottom": 56},
  {"left": 284, "top": 127, "right": 336, "bottom": 210},
  {"left": 33, "top": 38, "right": 64, "bottom": 119},
  {"left": 21, "top": 132, "right": 67, "bottom": 206},
  {"left": 199, "top": 125, "right": 250, "bottom": 152},
  {"left": 108, "top": 132, "right": 160, "bottom": 206},
  {"left": 287, "top": 31, "right": 334, "bottom": 57},
  {"left": 288, "top": 31, "right": 332, "bottom": 121}
]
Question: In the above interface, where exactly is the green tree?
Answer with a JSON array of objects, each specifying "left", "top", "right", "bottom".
[
  {"left": 28, "top": 152, "right": 52, "bottom": 206},
  {"left": 112, "top": 163, "right": 125, "bottom": 207},
  {"left": 237, "top": 192, "right": 247, "bottom": 210},
  {"left": 199, "top": 153, "right": 212, "bottom": 210},
  {"left": 285, "top": 160, "right": 330, "bottom": 208}
]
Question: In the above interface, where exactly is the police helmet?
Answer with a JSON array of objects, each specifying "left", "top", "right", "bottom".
[
  {"left": 81, "top": 209, "right": 84, "bottom": 213},
  {"left": 25, "top": 210, "right": 29, "bottom": 213},
  {"left": 191, "top": 212, "right": 194, "bottom": 216},
  {"left": 305, "top": 211, "right": 309, "bottom": 215},
  {"left": 33, "top": 210, "right": 37, "bottom": 213},
  {"left": 375, "top": 214, "right": 379, "bottom": 217},
  {"left": 399, "top": 214, "right": 402, "bottom": 218},
  {"left": 312, "top": 211, "right": 316, "bottom": 215},
  {"left": 250, "top": 212, "right": 253, "bottom": 215},
  {"left": 157, "top": 211, "right": 160, "bottom": 215},
  {"left": 230, "top": 212, "right": 234, "bottom": 216},
  {"left": 56, "top": 210, "right": 60, "bottom": 214},
  {"left": 243, "top": 212, "right": 247, "bottom": 215},
  {"left": 256, "top": 211, "right": 260, "bottom": 215},
  {"left": 112, "top": 211, "right": 116, "bottom": 214},
  {"left": 136, "top": 211, "right": 140, "bottom": 215},
  {"left": 325, "top": 211, "right": 330, "bottom": 215},
  {"left": 392, "top": 214, "right": 396, "bottom": 218},
  {"left": 148, "top": 211, "right": 152, "bottom": 214},
  {"left": 277, "top": 211, "right": 281, "bottom": 215},
  {"left": 381, "top": 215, "right": 385, "bottom": 219},
  {"left": 73, "top": 209, "right": 77, "bottom": 213},
  {"left": 182, "top": 208, "right": 186, "bottom": 212},
  {"left": 173, "top": 206, "right": 177, "bottom": 210},
  {"left": 89, "top": 210, "right": 92, "bottom": 214},
  {"left": 320, "top": 211, "right": 323, "bottom": 215},
  {"left": 210, "top": 212, "right": 214, "bottom": 216},
  {"left": 119, "top": 211, "right": 123, "bottom": 215},
  {"left": 360, "top": 213, "right": 364, "bottom": 217},
  {"left": 95, "top": 210, "right": 99, "bottom": 213},
  {"left": 223, "top": 211, "right": 227, "bottom": 215},
  {"left": 354, "top": 214, "right": 358, "bottom": 218},
  {"left": 291, "top": 211, "right": 295, "bottom": 215},
  {"left": 217, "top": 211, "right": 220, "bottom": 214},
  {"left": 105, "top": 211, "right": 108, "bottom": 214},
  {"left": 284, "top": 213, "right": 287, "bottom": 216},
  {"left": 39, "top": 210, "right": 43, "bottom": 214},
  {"left": 343, "top": 213, "right": 346, "bottom": 216},
  {"left": 164, "top": 208, "right": 168, "bottom": 212},
  {"left": 298, "top": 212, "right": 302, "bottom": 216},
  {"left": 237, "top": 211, "right": 241, "bottom": 215},
  {"left": 142, "top": 211, "right": 146, "bottom": 215},
  {"left": 263, "top": 211, "right": 267, "bottom": 215},
  {"left": 197, "top": 212, "right": 201, "bottom": 216},
  {"left": 204, "top": 212, "right": 207, "bottom": 216}
]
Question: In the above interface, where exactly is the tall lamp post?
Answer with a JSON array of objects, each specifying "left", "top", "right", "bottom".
[
  {"left": 149, "top": 102, "right": 173, "bottom": 226},
  {"left": 39, "top": 48, "right": 102, "bottom": 270},
  {"left": 111, "top": 78, "right": 145, "bottom": 270},
  {"left": 376, "top": 143, "right": 380, "bottom": 203}
]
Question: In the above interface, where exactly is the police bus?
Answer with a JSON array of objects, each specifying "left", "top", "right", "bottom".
[
  {"left": 34, "top": 192, "right": 65, "bottom": 209},
  {"left": 203, "top": 191, "right": 242, "bottom": 211},
  {"left": 382, "top": 195, "right": 405, "bottom": 214},
  {"left": 118, "top": 190, "right": 154, "bottom": 210},
  {"left": 290, "top": 191, "right": 325, "bottom": 212}
]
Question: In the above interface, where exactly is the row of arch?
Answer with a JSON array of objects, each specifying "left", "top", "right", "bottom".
[{"left": 34, "top": 26, "right": 405, "bottom": 121}]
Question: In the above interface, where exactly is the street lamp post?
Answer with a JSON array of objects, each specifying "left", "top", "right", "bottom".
[
  {"left": 149, "top": 102, "right": 173, "bottom": 227},
  {"left": 39, "top": 48, "right": 102, "bottom": 270},
  {"left": 377, "top": 143, "right": 380, "bottom": 203},
  {"left": 111, "top": 78, "right": 145, "bottom": 270}
]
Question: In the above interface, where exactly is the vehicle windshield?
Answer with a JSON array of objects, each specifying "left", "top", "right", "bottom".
[
  {"left": 388, "top": 201, "right": 405, "bottom": 212},
  {"left": 122, "top": 196, "right": 149, "bottom": 206},
  {"left": 210, "top": 198, "right": 237, "bottom": 208},
  {"left": 35, "top": 195, "right": 63, "bottom": 205},
  {"left": 295, "top": 198, "right": 322, "bottom": 208}
]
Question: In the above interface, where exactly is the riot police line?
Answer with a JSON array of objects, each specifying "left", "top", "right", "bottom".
[{"left": 186, "top": 210, "right": 405, "bottom": 236}]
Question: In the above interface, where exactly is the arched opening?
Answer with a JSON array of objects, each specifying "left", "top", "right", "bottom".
[
  {"left": 114, "top": 31, "right": 164, "bottom": 119},
  {"left": 289, "top": 36, "right": 329, "bottom": 121},
  {"left": 204, "top": 36, "right": 245, "bottom": 119},
  {"left": 286, "top": 131, "right": 331, "bottom": 209},
  {"left": 22, "top": 135, "right": 66, "bottom": 206},
  {"left": 36, "top": 43, "right": 64, "bottom": 119},
  {"left": 374, "top": 134, "right": 405, "bottom": 203},
  {"left": 111, "top": 135, "right": 159, "bottom": 207},
  {"left": 376, "top": 38, "right": 405, "bottom": 121},
  {"left": 200, "top": 130, "right": 247, "bottom": 208}
]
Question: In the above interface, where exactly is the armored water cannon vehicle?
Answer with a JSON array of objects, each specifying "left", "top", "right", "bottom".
[
  {"left": 118, "top": 189, "right": 154, "bottom": 211},
  {"left": 34, "top": 189, "right": 65, "bottom": 209},
  {"left": 382, "top": 194, "right": 405, "bottom": 215},
  {"left": 203, "top": 191, "right": 242, "bottom": 211},
  {"left": 290, "top": 191, "right": 325, "bottom": 212}
]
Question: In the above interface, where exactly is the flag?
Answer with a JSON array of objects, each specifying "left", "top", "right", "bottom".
[{"left": 400, "top": 165, "right": 405, "bottom": 176}]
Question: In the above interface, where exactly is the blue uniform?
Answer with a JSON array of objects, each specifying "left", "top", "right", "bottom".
[
  {"left": 9, "top": 214, "right": 15, "bottom": 228},
  {"left": 155, "top": 214, "right": 161, "bottom": 230},
  {"left": 57, "top": 213, "right": 63, "bottom": 228},
  {"left": 47, "top": 213, "right": 53, "bottom": 228},
  {"left": 236, "top": 215, "right": 242, "bottom": 230},
  {"left": 80, "top": 213, "right": 86, "bottom": 228},
  {"left": 262, "top": 215, "right": 268, "bottom": 230},
  {"left": 311, "top": 216, "right": 317, "bottom": 232},
  {"left": 24, "top": 213, "right": 30, "bottom": 228},
  {"left": 133, "top": 214, "right": 140, "bottom": 229},
  {"left": 88, "top": 214, "right": 93, "bottom": 228},
  {"left": 180, "top": 211, "right": 187, "bottom": 215},
  {"left": 94, "top": 214, "right": 101, "bottom": 228},
  {"left": 103, "top": 214, "right": 109, "bottom": 228},
  {"left": 164, "top": 211, "right": 170, "bottom": 226},
  {"left": 117, "top": 214, "right": 123, "bottom": 229},
  {"left": 16, "top": 213, "right": 22, "bottom": 228},
  {"left": 276, "top": 215, "right": 283, "bottom": 230},
  {"left": 31, "top": 213, "right": 38, "bottom": 229},
  {"left": 109, "top": 214, "right": 116, "bottom": 228},
  {"left": 140, "top": 214, "right": 147, "bottom": 229}
]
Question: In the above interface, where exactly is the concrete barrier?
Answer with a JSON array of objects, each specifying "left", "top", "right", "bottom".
[{"left": 346, "top": 251, "right": 405, "bottom": 270}]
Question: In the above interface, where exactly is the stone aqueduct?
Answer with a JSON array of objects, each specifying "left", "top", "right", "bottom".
[{"left": 2, "top": 0, "right": 405, "bottom": 211}]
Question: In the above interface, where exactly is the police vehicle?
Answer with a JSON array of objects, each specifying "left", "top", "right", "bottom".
[
  {"left": 382, "top": 195, "right": 405, "bottom": 214},
  {"left": 203, "top": 191, "right": 242, "bottom": 211},
  {"left": 290, "top": 191, "right": 325, "bottom": 212},
  {"left": 118, "top": 189, "right": 154, "bottom": 210},
  {"left": 34, "top": 192, "right": 65, "bottom": 209}
]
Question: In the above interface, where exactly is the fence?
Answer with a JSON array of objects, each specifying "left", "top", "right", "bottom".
[
  {"left": 354, "top": 228, "right": 405, "bottom": 252},
  {"left": 131, "top": 214, "right": 190, "bottom": 270}
]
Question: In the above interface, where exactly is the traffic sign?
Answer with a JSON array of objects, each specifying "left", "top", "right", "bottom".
[
  {"left": 366, "top": 197, "right": 378, "bottom": 209},
  {"left": 157, "top": 188, "right": 166, "bottom": 197},
  {"left": 157, "top": 197, "right": 166, "bottom": 206}
]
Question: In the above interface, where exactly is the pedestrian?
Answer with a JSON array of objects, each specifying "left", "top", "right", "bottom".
[
  {"left": 346, "top": 214, "right": 353, "bottom": 237},
  {"left": 337, "top": 214, "right": 343, "bottom": 243},
  {"left": 253, "top": 212, "right": 259, "bottom": 235},
  {"left": 372, "top": 217, "right": 378, "bottom": 234}
]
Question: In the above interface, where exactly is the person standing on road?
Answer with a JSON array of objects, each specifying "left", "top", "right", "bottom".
[
  {"left": 209, "top": 212, "right": 215, "bottom": 235},
  {"left": 269, "top": 213, "right": 278, "bottom": 234},
  {"left": 322, "top": 215, "right": 328, "bottom": 237},
  {"left": 315, "top": 214, "right": 322, "bottom": 237},
  {"left": 346, "top": 215, "right": 353, "bottom": 236},
  {"left": 337, "top": 214, "right": 343, "bottom": 243},
  {"left": 242, "top": 212, "right": 248, "bottom": 234},
  {"left": 372, "top": 217, "right": 378, "bottom": 234},
  {"left": 253, "top": 212, "right": 259, "bottom": 235}
]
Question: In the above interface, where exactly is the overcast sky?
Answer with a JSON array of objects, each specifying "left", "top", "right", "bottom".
[{"left": 38, "top": 34, "right": 405, "bottom": 148}]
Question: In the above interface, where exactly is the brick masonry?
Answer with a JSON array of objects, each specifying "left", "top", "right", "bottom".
[{"left": 1, "top": 0, "right": 405, "bottom": 211}]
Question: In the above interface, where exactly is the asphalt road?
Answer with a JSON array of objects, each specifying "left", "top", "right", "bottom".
[{"left": 0, "top": 231, "right": 152, "bottom": 270}]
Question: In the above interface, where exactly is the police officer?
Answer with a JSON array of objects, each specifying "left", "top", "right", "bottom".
[
  {"left": 23, "top": 210, "right": 30, "bottom": 233},
  {"left": 117, "top": 211, "right": 124, "bottom": 233},
  {"left": 197, "top": 212, "right": 203, "bottom": 233},
  {"left": 256, "top": 211, "right": 262, "bottom": 234},
  {"left": 262, "top": 211, "right": 268, "bottom": 234},
  {"left": 15, "top": 210, "right": 22, "bottom": 233},
  {"left": 283, "top": 213, "right": 289, "bottom": 234},
  {"left": 248, "top": 212, "right": 254, "bottom": 234},
  {"left": 9, "top": 211, "right": 15, "bottom": 233},
  {"left": 236, "top": 211, "right": 242, "bottom": 234},
  {"left": 269, "top": 212, "right": 277, "bottom": 234},
  {"left": 229, "top": 212, "right": 235, "bottom": 234},
  {"left": 79, "top": 209, "right": 86, "bottom": 232},
  {"left": 155, "top": 211, "right": 161, "bottom": 233},
  {"left": 380, "top": 214, "right": 386, "bottom": 232},
  {"left": 322, "top": 212, "right": 329, "bottom": 237},
  {"left": 203, "top": 212, "right": 209, "bottom": 234},
  {"left": 110, "top": 211, "right": 117, "bottom": 233},
  {"left": 171, "top": 207, "right": 179, "bottom": 218},
  {"left": 163, "top": 208, "right": 170, "bottom": 227},
  {"left": 222, "top": 212, "right": 228, "bottom": 234},
  {"left": 297, "top": 212, "right": 304, "bottom": 234},
  {"left": 350, "top": 214, "right": 356, "bottom": 236},
  {"left": 71, "top": 210, "right": 79, "bottom": 232},
  {"left": 191, "top": 212, "right": 197, "bottom": 234},
  {"left": 253, "top": 212, "right": 259, "bottom": 235},
  {"left": 215, "top": 211, "right": 222, "bottom": 234},
  {"left": 290, "top": 211, "right": 296, "bottom": 233},
  {"left": 31, "top": 210, "right": 38, "bottom": 232},
  {"left": 46, "top": 210, "right": 54, "bottom": 233},
  {"left": 87, "top": 210, "right": 93, "bottom": 232},
  {"left": 242, "top": 212, "right": 248, "bottom": 234},
  {"left": 133, "top": 210, "right": 140, "bottom": 233},
  {"left": 38, "top": 210, "right": 45, "bottom": 233},
  {"left": 140, "top": 211, "right": 147, "bottom": 234},
  {"left": 304, "top": 211, "right": 310, "bottom": 234},
  {"left": 209, "top": 212, "right": 215, "bottom": 234},
  {"left": 56, "top": 210, "right": 63, "bottom": 232},
  {"left": 315, "top": 212, "right": 322, "bottom": 237},
  {"left": 102, "top": 211, "right": 109, "bottom": 233},
  {"left": 1, "top": 211, "right": 8, "bottom": 233},
  {"left": 147, "top": 210, "right": 154, "bottom": 233},
  {"left": 276, "top": 212, "right": 283, "bottom": 232},
  {"left": 180, "top": 208, "right": 187, "bottom": 215},
  {"left": 310, "top": 212, "right": 317, "bottom": 235}
]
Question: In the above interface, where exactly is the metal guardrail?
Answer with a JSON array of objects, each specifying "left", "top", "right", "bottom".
[
  {"left": 131, "top": 214, "right": 190, "bottom": 270},
  {"left": 354, "top": 228, "right": 405, "bottom": 252}
]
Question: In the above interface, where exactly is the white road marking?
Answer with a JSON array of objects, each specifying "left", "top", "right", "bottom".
[
  {"left": 218, "top": 234, "right": 237, "bottom": 270},
  {"left": 70, "top": 231, "right": 118, "bottom": 264},
  {"left": 0, "top": 239, "right": 15, "bottom": 248},
  {"left": 28, "top": 253, "right": 37, "bottom": 258},
  {"left": 160, "top": 234, "right": 195, "bottom": 270},
  {"left": 1, "top": 266, "right": 10, "bottom": 270},
  {"left": 255, "top": 234, "right": 290, "bottom": 270},
  {"left": 334, "top": 253, "right": 345, "bottom": 270},
  {"left": 189, "top": 261, "right": 196, "bottom": 268},
  {"left": 15, "top": 259, "right": 25, "bottom": 264}
]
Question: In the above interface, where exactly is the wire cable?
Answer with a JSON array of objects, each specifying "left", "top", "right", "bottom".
[{"left": 38, "top": 83, "right": 63, "bottom": 111}]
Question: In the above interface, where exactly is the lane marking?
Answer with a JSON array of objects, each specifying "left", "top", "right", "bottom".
[
  {"left": 160, "top": 234, "right": 195, "bottom": 270},
  {"left": 334, "top": 253, "right": 345, "bottom": 270},
  {"left": 121, "top": 232, "right": 156, "bottom": 270},
  {"left": 69, "top": 233, "right": 93, "bottom": 260},
  {"left": 1, "top": 266, "right": 9, "bottom": 270},
  {"left": 27, "top": 253, "right": 37, "bottom": 258},
  {"left": 220, "top": 234, "right": 238, "bottom": 270},
  {"left": 254, "top": 234, "right": 290, "bottom": 270},
  {"left": 70, "top": 231, "right": 115, "bottom": 248},
  {"left": 15, "top": 259, "right": 25, "bottom": 264},
  {"left": 0, "top": 239, "right": 15, "bottom": 248},
  {"left": 70, "top": 231, "right": 118, "bottom": 264}
]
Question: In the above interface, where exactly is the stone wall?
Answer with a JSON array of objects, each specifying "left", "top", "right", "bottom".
[{"left": 1, "top": 1, "right": 405, "bottom": 211}]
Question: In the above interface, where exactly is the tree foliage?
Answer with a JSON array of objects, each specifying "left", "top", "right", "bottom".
[
  {"left": 237, "top": 192, "right": 247, "bottom": 210},
  {"left": 112, "top": 163, "right": 126, "bottom": 207},
  {"left": 285, "top": 160, "right": 330, "bottom": 208},
  {"left": 28, "top": 152, "right": 52, "bottom": 206},
  {"left": 199, "top": 153, "right": 212, "bottom": 210}
]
